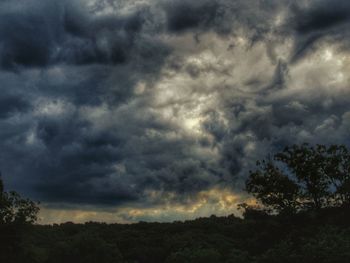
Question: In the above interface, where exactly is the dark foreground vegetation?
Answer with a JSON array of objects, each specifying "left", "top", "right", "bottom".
[
  {"left": 6, "top": 208, "right": 350, "bottom": 263},
  {"left": 2, "top": 144, "right": 350, "bottom": 263}
]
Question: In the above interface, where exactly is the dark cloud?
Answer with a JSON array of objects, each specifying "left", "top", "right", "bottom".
[
  {"left": 165, "top": 0, "right": 220, "bottom": 33},
  {"left": 290, "top": 0, "right": 350, "bottom": 61},
  {"left": 0, "top": 0, "right": 350, "bottom": 220},
  {"left": 295, "top": 1, "right": 350, "bottom": 34},
  {"left": 57, "top": 10, "right": 149, "bottom": 65},
  {"left": 0, "top": 95, "right": 30, "bottom": 118},
  {"left": 0, "top": 0, "right": 163, "bottom": 69},
  {"left": 0, "top": 1, "right": 62, "bottom": 69},
  {"left": 164, "top": 0, "right": 287, "bottom": 40},
  {"left": 0, "top": 15, "right": 52, "bottom": 68}
]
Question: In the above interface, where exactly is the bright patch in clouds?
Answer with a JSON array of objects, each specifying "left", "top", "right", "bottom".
[{"left": 1, "top": 0, "right": 350, "bottom": 223}]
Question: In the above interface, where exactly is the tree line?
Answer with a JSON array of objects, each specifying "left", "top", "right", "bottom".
[{"left": 1, "top": 143, "right": 350, "bottom": 262}]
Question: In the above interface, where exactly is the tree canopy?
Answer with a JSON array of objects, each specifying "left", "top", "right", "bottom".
[
  {"left": 244, "top": 144, "right": 350, "bottom": 215},
  {"left": 0, "top": 176, "right": 39, "bottom": 225}
]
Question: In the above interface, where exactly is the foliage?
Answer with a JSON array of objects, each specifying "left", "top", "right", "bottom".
[
  {"left": 165, "top": 248, "right": 221, "bottom": 263},
  {"left": 0, "top": 190, "right": 39, "bottom": 224},
  {"left": 245, "top": 161, "right": 301, "bottom": 214},
  {"left": 47, "top": 231, "right": 124, "bottom": 263},
  {"left": 0, "top": 176, "right": 39, "bottom": 225},
  {"left": 0, "top": 176, "right": 40, "bottom": 262},
  {"left": 5, "top": 208, "right": 350, "bottom": 263},
  {"left": 244, "top": 144, "right": 350, "bottom": 214}
]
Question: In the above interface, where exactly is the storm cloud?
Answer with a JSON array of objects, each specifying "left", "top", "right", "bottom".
[{"left": 1, "top": 0, "right": 350, "bottom": 223}]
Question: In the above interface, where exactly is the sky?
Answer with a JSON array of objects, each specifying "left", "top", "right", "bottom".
[{"left": 1, "top": 0, "right": 350, "bottom": 224}]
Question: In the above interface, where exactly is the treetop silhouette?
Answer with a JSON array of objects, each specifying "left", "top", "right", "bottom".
[
  {"left": 243, "top": 143, "right": 350, "bottom": 215},
  {"left": 0, "top": 175, "right": 39, "bottom": 225}
]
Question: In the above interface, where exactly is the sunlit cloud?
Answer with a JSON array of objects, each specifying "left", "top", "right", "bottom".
[
  {"left": 1, "top": 0, "right": 350, "bottom": 223},
  {"left": 39, "top": 187, "right": 249, "bottom": 224}
]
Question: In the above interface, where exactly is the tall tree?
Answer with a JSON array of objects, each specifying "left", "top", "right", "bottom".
[
  {"left": 243, "top": 144, "right": 350, "bottom": 215},
  {"left": 246, "top": 160, "right": 301, "bottom": 214},
  {"left": 323, "top": 145, "right": 350, "bottom": 205},
  {"left": 0, "top": 175, "right": 39, "bottom": 262},
  {"left": 275, "top": 144, "right": 331, "bottom": 209},
  {"left": 0, "top": 176, "right": 39, "bottom": 225}
]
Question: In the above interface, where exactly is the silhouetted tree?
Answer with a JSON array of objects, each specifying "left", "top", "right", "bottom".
[
  {"left": 246, "top": 160, "right": 301, "bottom": 214},
  {"left": 0, "top": 176, "right": 39, "bottom": 225},
  {"left": 275, "top": 144, "right": 331, "bottom": 209},
  {"left": 0, "top": 175, "right": 39, "bottom": 262},
  {"left": 243, "top": 144, "right": 350, "bottom": 215},
  {"left": 322, "top": 145, "right": 350, "bottom": 205}
]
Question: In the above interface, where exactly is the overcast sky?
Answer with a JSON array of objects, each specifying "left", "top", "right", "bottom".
[{"left": 1, "top": 0, "right": 350, "bottom": 223}]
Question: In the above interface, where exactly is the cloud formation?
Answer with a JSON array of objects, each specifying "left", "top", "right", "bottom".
[{"left": 1, "top": 0, "right": 350, "bottom": 222}]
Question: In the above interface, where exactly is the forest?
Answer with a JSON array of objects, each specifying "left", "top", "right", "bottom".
[{"left": 2, "top": 144, "right": 350, "bottom": 263}]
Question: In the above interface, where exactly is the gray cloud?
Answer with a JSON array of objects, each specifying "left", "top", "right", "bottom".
[
  {"left": 290, "top": 0, "right": 350, "bottom": 61},
  {"left": 0, "top": 95, "right": 29, "bottom": 118},
  {"left": 165, "top": 0, "right": 221, "bottom": 33},
  {"left": 0, "top": 0, "right": 167, "bottom": 69},
  {"left": 1, "top": 0, "right": 350, "bottom": 221}
]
